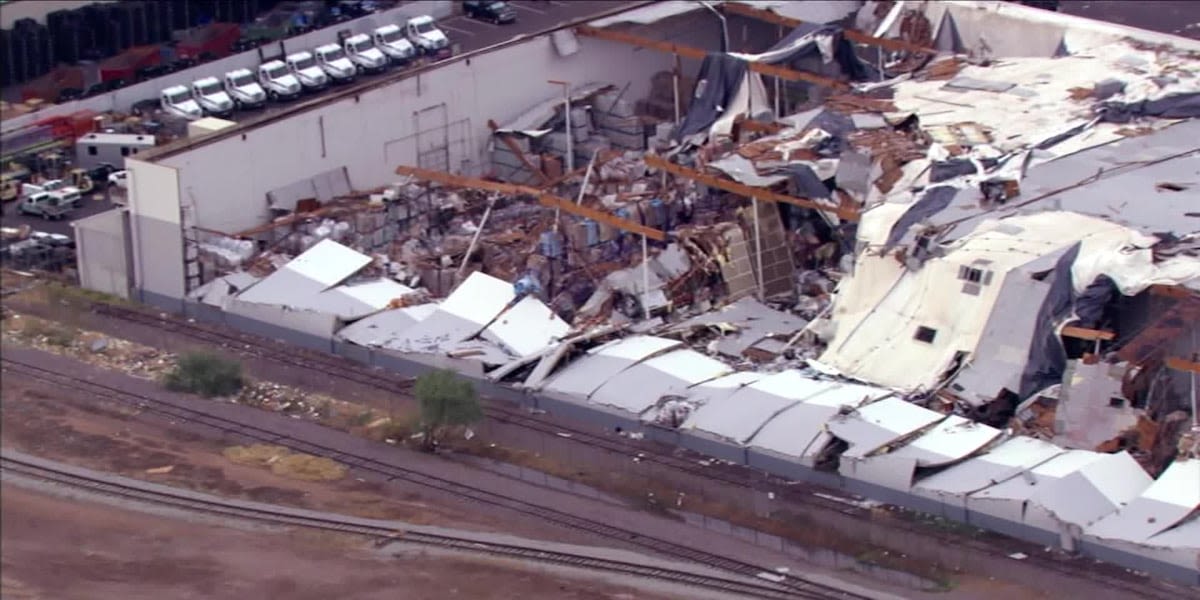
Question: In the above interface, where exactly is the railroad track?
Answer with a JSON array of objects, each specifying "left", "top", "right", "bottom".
[
  {"left": 94, "top": 305, "right": 790, "bottom": 490},
  {"left": 1, "top": 356, "right": 873, "bottom": 600},
  {"left": 83, "top": 303, "right": 1185, "bottom": 600},
  {"left": 0, "top": 454, "right": 800, "bottom": 600}
]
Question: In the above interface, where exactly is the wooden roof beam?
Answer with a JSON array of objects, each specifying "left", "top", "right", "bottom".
[
  {"left": 394, "top": 165, "right": 667, "bottom": 241},
  {"left": 644, "top": 154, "right": 860, "bottom": 221},
  {"left": 574, "top": 25, "right": 849, "bottom": 91},
  {"left": 718, "top": 2, "right": 937, "bottom": 55}
]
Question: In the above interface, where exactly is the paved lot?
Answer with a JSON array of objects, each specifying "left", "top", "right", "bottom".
[{"left": 2, "top": 190, "right": 116, "bottom": 237}]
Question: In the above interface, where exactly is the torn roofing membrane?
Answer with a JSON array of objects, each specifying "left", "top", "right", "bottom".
[
  {"left": 684, "top": 371, "right": 887, "bottom": 445},
  {"left": 878, "top": 415, "right": 1002, "bottom": 468},
  {"left": 747, "top": 382, "right": 891, "bottom": 462},
  {"left": 912, "top": 436, "right": 1065, "bottom": 501},
  {"left": 1026, "top": 452, "right": 1153, "bottom": 529},
  {"left": 482, "top": 294, "right": 571, "bottom": 358},
  {"left": 539, "top": 335, "right": 682, "bottom": 397},
  {"left": 826, "top": 397, "right": 945, "bottom": 460},
  {"left": 1085, "top": 459, "right": 1200, "bottom": 544},
  {"left": 588, "top": 349, "right": 732, "bottom": 414},
  {"left": 336, "top": 303, "right": 438, "bottom": 348}
]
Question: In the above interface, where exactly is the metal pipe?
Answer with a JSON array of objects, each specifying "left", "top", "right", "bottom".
[
  {"left": 458, "top": 197, "right": 495, "bottom": 276},
  {"left": 753, "top": 198, "right": 764, "bottom": 300},
  {"left": 642, "top": 234, "right": 650, "bottom": 317},
  {"left": 698, "top": 1, "right": 729, "bottom": 53},
  {"left": 549, "top": 80, "right": 574, "bottom": 173},
  {"left": 576, "top": 149, "right": 600, "bottom": 205}
]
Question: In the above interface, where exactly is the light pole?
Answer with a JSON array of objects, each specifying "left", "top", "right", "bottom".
[
  {"left": 548, "top": 79, "right": 574, "bottom": 172},
  {"left": 697, "top": 1, "right": 729, "bottom": 53}
]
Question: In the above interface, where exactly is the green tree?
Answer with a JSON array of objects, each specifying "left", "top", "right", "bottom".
[
  {"left": 414, "top": 369, "right": 482, "bottom": 451},
  {"left": 163, "top": 351, "right": 245, "bottom": 397}
]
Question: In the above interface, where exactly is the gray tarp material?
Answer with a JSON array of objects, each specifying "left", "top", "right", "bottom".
[
  {"left": 675, "top": 53, "right": 750, "bottom": 139},
  {"left": 1019, "top": 242, "right": 1081, "bottom": 398},
  {"left": 1074, "top": 274, "right": 1117, "bottom": 329},
  {"left": 1097, "top": 91, "right": 1200, "bottom": 123},
  {"left": 929, "top": 158, "right": 998, "bottom": 182},
  {"left": 785, "top": 163, "right": 832, "bottom": 199},
  {"left": 759, "top": 22, "right": 874, "bottom": 82},
  {"left": 883, "top": 185, "right": 958, "bottom": 250},
  {"left": 1035, "top": 120, "right": 1094, "bottom": 151},
  {"left": 806, "top": 109, "right": 857, "bottom": 156}
]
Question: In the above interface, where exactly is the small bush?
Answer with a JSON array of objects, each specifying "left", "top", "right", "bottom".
[
  {"left": 23, "top": 320, "right": 76, "bottom": 347},
  {"left": 163, "top": 352, "right": 245, "bottom": 397}
]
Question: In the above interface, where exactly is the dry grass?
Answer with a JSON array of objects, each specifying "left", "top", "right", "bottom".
[{"left": 223, "top": 444, "right": 346, "bottom": 482}]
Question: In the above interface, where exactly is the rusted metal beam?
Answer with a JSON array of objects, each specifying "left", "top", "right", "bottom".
[
  {"left": 643, "top": 154, "right": 860, "bottom": 221},
  {"left": 718, "top": 2, "right": 936, "bottom": 55},
  {"left": 394, "top": 164, "right": 667, "bottom": 241},
  {"left": 575, "top": 25, "right": 849, "bottom": 91},
  {"left": 487, "top": 119, "right": 550, "bottom": 185},
  {"left": 1061, "top": 326, "right": 1117, "bottom": 342}
]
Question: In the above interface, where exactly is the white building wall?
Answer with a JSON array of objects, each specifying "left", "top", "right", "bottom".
[
  {"left": 125, "top": 158, "right": 186, "bottom": 302},
  {"left": 158, "top": 34, "right": 689, "bottom": 235},
  {"left": 71, "top": 207, "right": 130, "bottom": 299}
]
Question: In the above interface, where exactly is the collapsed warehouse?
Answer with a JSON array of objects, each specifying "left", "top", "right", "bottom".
[{"left": 85, "top": 0, "right": 1200, "bottom": 584}]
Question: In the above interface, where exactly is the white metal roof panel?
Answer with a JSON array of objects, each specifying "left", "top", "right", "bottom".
[
  {"left": 827, "top": 397, "right": 946, "bottom": 459},
  {"left": 542, "top": 355, "right": 640, "bottom": 398},
  {"left": 439, "top": 271, "right": 516, "bottom": 325},
  {"left": 337, "top": 303, "right": 437, "bottom": 347},
  {"left": 748, "top": 382, "right": 889, "bottom": 460},
  {"left": 966, "top": 449, "right": 1107, "bottom": 523},
  {"left": 1085, "top": 459, "right": 1200, "bottom": 544},
  {"left": 332, "top": 279, "right": 414, "bottom": 309},
  {"left": 913, "top": 436, "right": 1065, "bottom": 499},
  {"left": 683, "top": 371, "right": 840, "bottom": 444},
  {"left": 588, "top": 349, "right": 732, "bottom": 414},
  {"left": 482, "top": 295, "right": 570, "bottom": 357},
  {"left": 1029, "top": 452, "right": 1152, "bottom": 528},
  {"left": 590, "top": 335, "right": 682, "bottom": 361},
  {"left": 286, "top": 239, "right": 372, "bottom": 288},
  {"left": 1144, "top": 514, "right": 1200, "bottom": 552},
  {"left": 883, "top": 415, "right": 1002, "bottom": 467}
]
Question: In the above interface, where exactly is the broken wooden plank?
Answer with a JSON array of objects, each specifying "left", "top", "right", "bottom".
[
  {"left": 1061, "top": 326, "right": 1117, "bottom": 342},
  {"left": 1165, "top": 356, "right": 1200, "bottom": 374},
  {"left": 575, "top": 26, "right": 849, "bottom": 91},
  {"left": 644, "top": 154, "right": 860, "bottom": 221},
  {"left": 719, "top": 2, "right": 937, "bottom": 55},
  {"left": 394, "top": 164, "right": 667, "bottom": 241}
]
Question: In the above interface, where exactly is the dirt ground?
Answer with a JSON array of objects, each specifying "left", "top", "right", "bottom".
[
  {"left": 0, "top": 485, "right": 679, "bottom": 600},
  {"left": 0, "top": 370, "right": 577, "bottom": 540}
]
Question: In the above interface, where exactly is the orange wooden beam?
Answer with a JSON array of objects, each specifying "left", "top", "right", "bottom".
[
  {"left": 574, "top": 25, "right": 849, "bottom": 91},
  {"left": 1061, "top": 326, "right": 1117, "bottom": 342},
  {"left": 394, "top": 165, "right": 667, "bottom": 241},
  {"left": 719, "top": 2, "right": 936, "bottom": 55},
  {"left": 643, "top": 154, "right": 860, "bottom": 221},
  {"left": 1166, "top": 356, "right": 1200, "bottom": 374}
]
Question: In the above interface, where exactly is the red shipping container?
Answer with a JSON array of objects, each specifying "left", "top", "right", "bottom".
[
  {"left": 99, "top": 45, "right": 163, "bottom": 83},
  {"left": 19, "top": 66, "right": 86, "bottom": 102},
  {"left": 176, "top": 23, "right": 242, "bottom": 60}
]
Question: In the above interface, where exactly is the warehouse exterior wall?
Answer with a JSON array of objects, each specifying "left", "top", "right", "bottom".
[
  {"left": 124, "top": 158, "right": 185, "bottom": 303},
  {"left": 71, "top": 207, "right": 131, "bottom": 299},
  {"left": 158, "top": 34, "right": 695, "bottom": 235}
]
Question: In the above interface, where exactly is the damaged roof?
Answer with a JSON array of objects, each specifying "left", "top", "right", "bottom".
[
  {"left": 1085, "top": 459, "right": 1200, "bottom": 545},
  {"left": 588, "top": 348, "right": 732, "bottom": 414}
]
